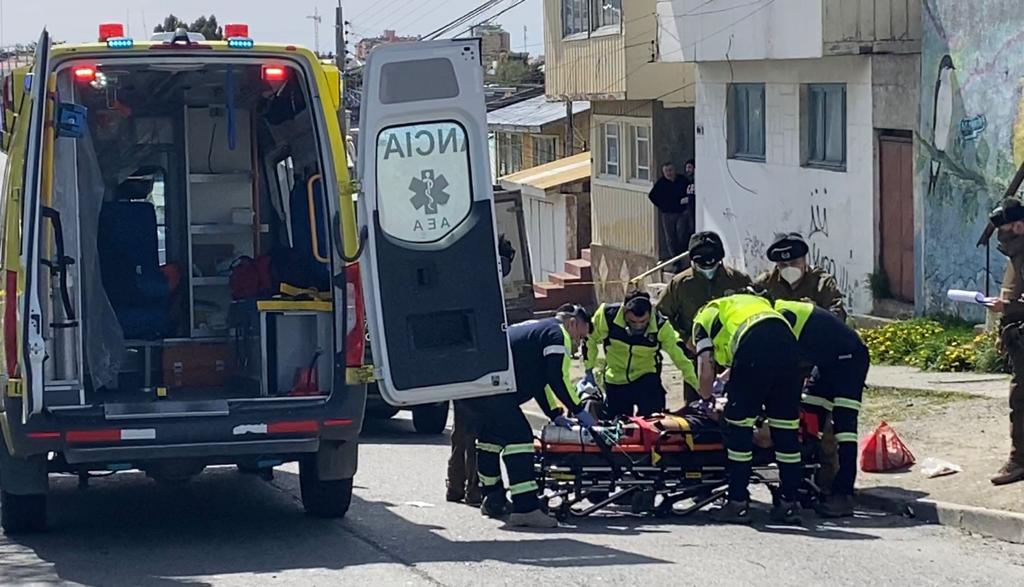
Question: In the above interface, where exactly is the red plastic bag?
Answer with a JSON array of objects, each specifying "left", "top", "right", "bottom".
[{"left": 860, "top": 421, "right": 916, "bottom": 472}]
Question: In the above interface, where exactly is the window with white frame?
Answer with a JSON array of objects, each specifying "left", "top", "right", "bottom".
[
  {"left": 591, "top": 0, "right": 622, "bottom": 31},
  {"left": 728, "top": 83, "right": 766, "bottom": 161},
  {"left": 562, "top": 0, "right": 590, "bottom": 37},
  {"left": 497, "top": 132, "right": 523, "bottom": 176},
  {"left": 805, "top": 83, "right": 847, "bottom": 169},
  {"left": 600, "top": 122, "right": 620, "bottom": 177},
  {"left": 629, "top": 124, "right": 651, "bottom": 181},
  {"left": 533, "top": 136, "right": 558, "bottom": 167}
]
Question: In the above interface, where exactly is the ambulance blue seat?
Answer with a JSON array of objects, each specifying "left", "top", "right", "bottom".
[{"left": 97, "top": 174, "right": 169, "bottom": 339}]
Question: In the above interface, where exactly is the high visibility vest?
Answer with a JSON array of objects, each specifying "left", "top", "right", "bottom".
[
  {"left": 692, "top": 294, "right": 785, "bottom": 366},
  {"left": 773, "top": 299, "right": 814, "bottom": 339}
]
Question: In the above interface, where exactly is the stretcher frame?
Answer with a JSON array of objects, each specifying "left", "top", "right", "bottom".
[{"left": 536, "top": 423, "right": 821, "bottom": 520}]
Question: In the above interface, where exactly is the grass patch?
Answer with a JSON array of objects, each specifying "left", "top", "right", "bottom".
[
  {"left": 860, "top": 386, "right": 974, "bottom": 425},
  {"left": 860, "top": 318, "right": 1006, "bottom": 374}
]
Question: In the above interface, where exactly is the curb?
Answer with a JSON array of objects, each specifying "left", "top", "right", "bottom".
[{"left": 857, "top": 487, "right": 1024, "bottom": 544}]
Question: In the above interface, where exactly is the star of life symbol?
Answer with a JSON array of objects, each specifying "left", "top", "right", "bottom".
[{"left": 409, "top": 169, "right": 451, "bottom": 215}]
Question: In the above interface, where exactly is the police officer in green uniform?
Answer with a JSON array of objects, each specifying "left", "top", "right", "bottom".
[
  {"left": 584, "top": 291, "right": 698, "bottom": 418},
  {"left": 755, "top": 232, "right": 847, "bottom": 321},
  {"left": 657, "top": 231, "right": 752, "bottom": 403},
  {"left": 774, "top": 299, "right": 870, "bottom": 517},
  {"left": 986, "top": 199, "right": 1024, "bottom": 486},
  {"left": 692, "top": 293, "right": 804, "bottom": 524}
]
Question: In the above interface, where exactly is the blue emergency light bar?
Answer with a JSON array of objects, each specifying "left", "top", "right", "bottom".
[
  {"left": 106, "top": 37, "right": 134, "bottom": 49},
  {"left": 228, "top": 38, "right": 255, "bottom": 49}
]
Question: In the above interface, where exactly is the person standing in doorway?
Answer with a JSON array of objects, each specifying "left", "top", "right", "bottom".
[
  {"left": 683, "top": 159, "right": 697, "bottom": 240},
  {"left": 649, "top": 162, "right": 689, "bottom": 270}
]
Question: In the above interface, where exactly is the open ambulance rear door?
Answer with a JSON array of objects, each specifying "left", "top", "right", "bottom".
[
  {"left": 19, "top": 31, "right": 52, "bottom": 420},
  {"left": 357, "top": 40, "right": 514, "bottom": 406}
]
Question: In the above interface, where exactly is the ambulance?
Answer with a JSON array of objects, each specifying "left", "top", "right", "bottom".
[{"left": 0, "top": 24, "right": 515, "bottom": 534}]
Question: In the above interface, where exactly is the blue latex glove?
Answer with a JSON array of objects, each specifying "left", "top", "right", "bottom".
[
  {"left": 575, "top": 409, "right": 597, "bottom": 429},
  {"left": 712, "top": 378, "right": 726, "bottom": 396},
  {"left": 552, "top": 415, "right": 574, "bottom": 429},
  {"left": 584, "top": 369, "right": 596, "bottom": 385}
]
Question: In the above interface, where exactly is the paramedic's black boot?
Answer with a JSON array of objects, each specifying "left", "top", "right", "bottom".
[
  {"left": 446, "top": 487, "right": 465, "bottom": 503},
  {"left": 481, "top": 492, "right": 512, "bottom": 518},
  {"left": 709, "top": 500, "right": 751, "bottom": 524},
  {"left": 991, "top": 461, "right": 1024, "bottom": 486},
  {"left": 815, "top": 494, "right": 855, "bottom": 518},
  {"left": 770, "top": 500, "right": 803, "bottom": 525},
  {"left": 507, "top": 509, "right": 557, "bottom": 529},
  {"left": 465, "top": 486, "right": 484, "bottom": 507}
]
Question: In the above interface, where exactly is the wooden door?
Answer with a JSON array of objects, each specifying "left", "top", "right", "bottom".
[{"left": 879, "top": 137, "right": 915, "bottom": 301}]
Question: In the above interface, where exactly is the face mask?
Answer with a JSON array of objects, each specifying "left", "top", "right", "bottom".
[
  {"left": 696, "top": 264, "right": 719, "bottom": 280},
  {"left": 780, "top": 266, "right": 804, "bottom": 286}
]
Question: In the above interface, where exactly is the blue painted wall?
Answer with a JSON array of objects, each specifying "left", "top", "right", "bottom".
[{"left": 917, "top": 0, "right": 1024, "bottom": 320}]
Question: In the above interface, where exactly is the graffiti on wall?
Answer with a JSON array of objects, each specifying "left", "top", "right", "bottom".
[{"left": 917, "top": 0, "right": 1024, "bottom": 316}]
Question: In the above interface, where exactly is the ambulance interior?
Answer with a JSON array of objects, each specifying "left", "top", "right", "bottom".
[{"left": 42, "top": 61, "right": 342, "bottom": 410}]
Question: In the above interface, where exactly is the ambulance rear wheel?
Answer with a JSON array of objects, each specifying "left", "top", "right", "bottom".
[
  {"left": 299, "top": 458, "right": 353, "bottom": 519},
  {"left": 1, "top": 491, "right": 47, "bottom": 535}
]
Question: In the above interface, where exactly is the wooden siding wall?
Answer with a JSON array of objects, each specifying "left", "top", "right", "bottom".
[
  {"left": 823, "top": 0, "right": 922, "bottom": 54},
  {"left": 544, "top": 0, "right": 627, "bottom": 100}
]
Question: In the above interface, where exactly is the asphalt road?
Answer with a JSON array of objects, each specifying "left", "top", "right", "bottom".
[{"left": 3, "top": 414, "right": 1024, "bottom": 586}]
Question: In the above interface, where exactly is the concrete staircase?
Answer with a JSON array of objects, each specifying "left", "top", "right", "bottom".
[{"left": 533, "top": 249, "right": 596, "bottom": 312}]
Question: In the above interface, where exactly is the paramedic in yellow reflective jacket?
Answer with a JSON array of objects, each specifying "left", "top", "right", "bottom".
[
  {"left": 692, "top": 293, "right": 804, "bottom": 525},
  {"left": 584, "top": 291, "right": 697, "bottom": 418}
]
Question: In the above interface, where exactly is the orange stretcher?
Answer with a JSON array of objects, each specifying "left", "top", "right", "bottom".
[{"left": 535, "top": 410, "right": 821, "bottom": 520}]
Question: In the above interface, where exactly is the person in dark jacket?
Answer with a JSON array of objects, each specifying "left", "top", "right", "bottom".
[
  {"left": 465, "top": 304, "right": 593, "bottom": 528},
  {"left": 649, "top": 162, "right": 691, "bottom": 268}
]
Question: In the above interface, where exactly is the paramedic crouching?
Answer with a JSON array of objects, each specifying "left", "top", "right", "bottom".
[
  {"left": 584, "top": 291, "right": 698, "bottom": 417},
  {"left": 692, "top": 293, "right": 804, "bottom": 524},
  {"left": 465, "top": 304, "right": 594, "bottom": 528},
  {"left": 774, "top": 299, "right": 870, "bottom": 518}
]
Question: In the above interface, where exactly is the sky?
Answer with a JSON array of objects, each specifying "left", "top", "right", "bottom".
[{"left": 0, "top": 0, "right": 545, "bottom": 56}]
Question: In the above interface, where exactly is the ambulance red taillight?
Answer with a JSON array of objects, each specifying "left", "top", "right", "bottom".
[
  {"left": 73, "top": 66, "right": 97, "bottom": 82},
  {"left": 98, "top": 23, "right": 125, "bottom": 42},
  {"left": 262, "top": 66, "right": 287, "bottom": 82},
  {"left": 345, "top": 263, "right": 365, "bottom": 368}
]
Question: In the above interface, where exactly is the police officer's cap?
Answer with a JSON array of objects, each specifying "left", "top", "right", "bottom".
[
  {"left": 688, "top": 231, "right": 725, "bottom": 266},
  {"left": 766, "top": 232, "right": 810, "bottom": 263},
  {"left": 556, "top": 303, "right": 593, "bottom": 332},
  {"left": 990, "top": 198, "right": 1024, "bottom": 227}
]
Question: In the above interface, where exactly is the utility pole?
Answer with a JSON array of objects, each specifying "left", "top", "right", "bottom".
[
  {"left": 335, "top": 1, "right": 348, "bottom": 136},
  {"left": 307, "top": 6, "right": 323, "bottom": 57},
  {"left": 564, "top": 101, "right": 574, "bottom": 158},
  {"left": 523, "top": 26, "right": 527, "bottom": 53}
]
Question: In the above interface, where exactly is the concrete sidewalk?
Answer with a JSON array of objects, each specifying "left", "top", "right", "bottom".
[{"left": 866, "top": 365, "right": 1009, "bottom": 399}]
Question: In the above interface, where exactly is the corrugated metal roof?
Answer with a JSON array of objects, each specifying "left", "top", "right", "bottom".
[
  {"left": 487, "top": 96, "right": 590, "bottom": 133},
  {"left": 499, "top": 151, "right": 591, "bottom": 194}
]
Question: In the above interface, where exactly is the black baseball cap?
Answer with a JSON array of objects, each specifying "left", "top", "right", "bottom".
[
  {"left": 688, "top": 231, "right": 725, "bottom": 266},
  {"left": 990, "top": 198, "right": 1024, "bottom": 227}
]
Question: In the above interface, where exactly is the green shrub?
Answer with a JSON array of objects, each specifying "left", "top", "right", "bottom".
[{"left": 859, "top": 319, "right": 1007, "bottom": 374}]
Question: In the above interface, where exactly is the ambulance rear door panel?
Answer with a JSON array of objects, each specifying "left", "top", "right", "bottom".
[{"left": 358, "top": 40, "right": 514, "bottom": 406}]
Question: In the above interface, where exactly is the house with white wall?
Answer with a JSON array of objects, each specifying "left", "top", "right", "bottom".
[
  {"left": 543, "top": 0, "right": 697, "bottom": 303},
  {"left": 657, "top": 0, "right": 921, "bottom": 315}
]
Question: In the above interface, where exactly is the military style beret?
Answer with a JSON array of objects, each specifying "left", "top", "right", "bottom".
[{"left": 766, "top": 232, "right": 810, "bottom": 262}]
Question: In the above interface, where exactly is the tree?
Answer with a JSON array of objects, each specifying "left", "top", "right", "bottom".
[
  {"left": 493, "top": 59, "right": 528, "bottom": 86},
  {"left": 153, "top": 14, "right": 185, "bottom": 34},
  {"left": 153, "top": 14, "right": 223, "bottom": 40}
]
